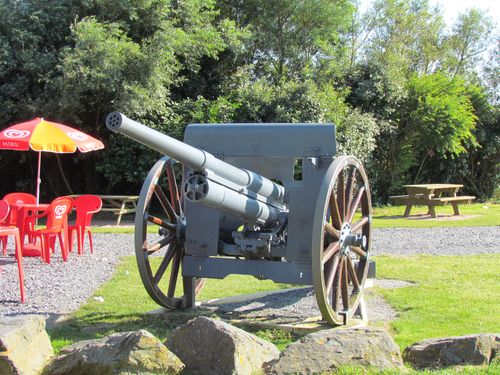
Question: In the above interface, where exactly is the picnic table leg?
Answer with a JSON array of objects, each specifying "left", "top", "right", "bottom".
[
  {"left": 428, "top": 205, "right": 437, "bottom": 218},
  {"left": 403, "top": 204, "right": 412, "bottom": 217},
  {"left": 452, "top": 203, "right": 460, "bottom": 215},
  {"left": 116, "top": 201, "right": 127, "bottom": 226}
]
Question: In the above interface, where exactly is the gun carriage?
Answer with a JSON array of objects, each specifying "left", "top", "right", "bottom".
[{"left": 106, "top": 112, "right": 372, "bottom": 325}]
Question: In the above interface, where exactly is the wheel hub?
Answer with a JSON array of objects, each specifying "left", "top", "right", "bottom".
[
  {"left": 339, "top": 222, "right": 365, "bottom": 255},
  {"left": 176, "top": 215, "right": 186, "bottom": 243}
]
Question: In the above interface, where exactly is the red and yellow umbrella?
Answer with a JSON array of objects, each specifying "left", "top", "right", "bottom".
[{"left": 0, "top": 118, "right": 104, "bottom": 203}]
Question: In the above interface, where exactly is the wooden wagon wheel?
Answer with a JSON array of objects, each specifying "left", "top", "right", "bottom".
[
  {"left": 312, "top": 156, "right": 372, "bottom": 325},
  {"left": 135, "top": 156, "right": 204, "bottom": 309}
]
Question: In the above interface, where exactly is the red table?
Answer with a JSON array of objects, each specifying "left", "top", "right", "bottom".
[{"left": 14, "top": 203, "right": 49, "bottom": 255}]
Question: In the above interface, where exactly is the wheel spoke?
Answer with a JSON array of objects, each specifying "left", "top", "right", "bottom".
[
  {"left": 336, "top": 171, "right": 345, "bottom": 222},
  {"left": 351, "top": 216, "right": 369, "bottom": 233},
  {"left": 324, "top": 222, "right": 340, "bottom": 239},
  {"left": 146, "top": 214, "right": 176, "bottom": 231},
  {"left": 347, "top": 256, "right": 361, "bottom": 291},
  {"left": 154, "top": 185, "right": 177, "bottom": 221},
  {"left": 322, "top": 241, "right": 340, "bottom": 264},
  {"left": 167, "top": 250, "right": 181, "bottom": 297},
  {"left": 329, "top": 194, "right": 342, "bottom": 230},
  {"left": 333, "top": 257, "right": 344, "bottom": 311},
  {"left": 145, "top": 233, "right": 175, "bottom": 253},
  {"left": 346, "top": 185, "right": 366, "bottom": 224},
  {"left": 326, "top": 254, "right": 341, "bottom": 296},
  {"left": 345, "top": 167, "right": 357, "bottom": 217},
  {"left": 341, "top": 260, "right": 349, "bottom": 310},
  {"left": 351, "top": 246, "right": 367, "bottom": 258},
  {"left": 153, "top": 244, "right": 176, "bottom": 284},
  {"left": 166, "top": 162, "right": 181, "bottom": 215}
]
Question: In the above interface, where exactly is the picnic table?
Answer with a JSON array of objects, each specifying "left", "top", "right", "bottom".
[
  {"left": 71, "top": 195, "right": 139, "bottom": 225},
  {"left": 95, "top": 195, "right": 140, "bottom": 225},
  {"left": 389, "top": 184, "right": 475, "bottom": 218}
]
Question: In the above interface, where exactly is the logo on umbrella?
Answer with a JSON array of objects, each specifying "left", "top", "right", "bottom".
[
  {"left": 3, "top": 130, "right": 31, "bottom": 139},
  {"left": 67, "top": 132, "right": 88, "bottom": 141}
]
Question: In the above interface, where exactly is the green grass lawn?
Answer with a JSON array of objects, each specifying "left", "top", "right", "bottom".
[{"left": 374, "top": 254, "right": 500, "bottom": 349}]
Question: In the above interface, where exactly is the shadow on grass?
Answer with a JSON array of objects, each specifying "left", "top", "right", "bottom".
[
  {"left": 46, "top": 308, "right": 219, "bottom": 352},
  {"left": 375, "top": 215, "right": 407, "bottom": 220},
  {"left": 47, "top": 306, "right": 306, "bottom": 353}
]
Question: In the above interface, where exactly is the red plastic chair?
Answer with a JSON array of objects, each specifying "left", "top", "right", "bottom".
[
  {"left": 0, "top": 200, "right": 25, "bottom": 303},
  {"left": 1, "top": 193, "right": 37, "bottom": 252},
  {"left": 23, "top": 196, "right": 73, "bottom": 264},
  {"left": 68, "top": 195, "right": 102, "bottom": 255}
]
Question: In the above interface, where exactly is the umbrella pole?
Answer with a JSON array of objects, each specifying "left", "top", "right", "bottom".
[{"left": 36, "top": 151, "right": 41, "bottom": 205}]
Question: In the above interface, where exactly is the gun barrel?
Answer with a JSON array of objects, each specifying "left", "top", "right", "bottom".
[
  {"left": 106, "top": 112, "right": 285, "bottom": 204},
  {"left": 184, "top": 175, "right": 280, "bottom": 227}
]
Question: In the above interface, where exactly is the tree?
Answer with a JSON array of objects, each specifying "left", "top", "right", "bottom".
[
  {"left": 218, "top": 0, "right": 353, "bottom": 80},
  {"left": 444, "top": 8, "right": 494, "bottom": 78},
  {"left": 363, "top": 0, "right": 445, "bottom": 79},
  {"left": 422, "top": 85, "right": 499, "bottom": 199},
  {"left": 0, "top": 0, "right": 94, "bottom": 198},
  {"left": 56, "top": 0, "right": 232, "bottom": 192},
  {"left": 401, "top": 73, "right": 478, "bottom": 182}
]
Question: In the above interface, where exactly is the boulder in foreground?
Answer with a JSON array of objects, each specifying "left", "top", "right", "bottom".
[
  {"left": 0, "top": 315, "right": 54, "bottom": 375},
  {"left": 403, "top": 333, "right": 499, "bottom": 369},
  {"left": 167, "top": 316, "right": 280, "bottom": 375},
  {"left": 44, "top": 329, "right": 184, "bottom": 375},
  {"left": 266, "top": 326, "right": 404, "bottom": 374}
]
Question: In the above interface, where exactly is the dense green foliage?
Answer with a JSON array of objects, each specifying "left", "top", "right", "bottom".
[{"left": 0, "top": 0, "right": 498, "bottom": 200}]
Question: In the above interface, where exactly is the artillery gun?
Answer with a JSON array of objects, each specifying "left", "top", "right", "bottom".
[{"left": 106, "top": 112, "right": 372, "bottom": 325}]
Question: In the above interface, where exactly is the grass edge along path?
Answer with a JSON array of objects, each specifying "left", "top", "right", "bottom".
[{"left": 48, "top": 253, "right": 499, "bottom": 374}]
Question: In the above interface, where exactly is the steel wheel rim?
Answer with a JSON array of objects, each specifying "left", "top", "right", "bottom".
[
  {"left": 312, "top": 156, "right": 372, "bottom": 325},
  {"left": 135, "top": 156, "right": 204, "bottom": 309}
]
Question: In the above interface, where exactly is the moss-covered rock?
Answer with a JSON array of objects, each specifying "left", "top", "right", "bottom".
[
  {"left": 43, "top": 329, "right": 183, "bottom": 375},
  {"left": 266, "top": 326, "right": 404, "bottom": 374}
]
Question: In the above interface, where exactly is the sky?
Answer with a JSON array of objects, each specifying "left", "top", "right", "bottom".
[
  {"left": 361, "top": 0, "right": 499, "bottom": 27},
  {"left": 430, "top": 0, "right": 499, "bottom": 26}
]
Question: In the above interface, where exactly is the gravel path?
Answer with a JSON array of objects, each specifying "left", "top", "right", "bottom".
[
  {"left": 0, "top": 226, "right": 498, "bottom": 318},
  {"left": 0, "top": 234, "right": 134, "bottom": 317},
  {"left": 371, "top": 226, "right": 500, "bottom": 256}
]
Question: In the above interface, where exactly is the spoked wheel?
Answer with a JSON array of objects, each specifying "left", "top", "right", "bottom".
[
  {"left": 135, "top": 156, "right": 205, "bottom": 309},
  {"left": 312, "top": 156, "right": 372, "bottom": 325}
]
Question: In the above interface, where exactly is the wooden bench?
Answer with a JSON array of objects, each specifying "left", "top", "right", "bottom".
[
  {"left": 389, "top": 184, "right": 475, "bottom": 218},
  {"left": 427, "top": 196, "right": 476, "bottom": 215}
]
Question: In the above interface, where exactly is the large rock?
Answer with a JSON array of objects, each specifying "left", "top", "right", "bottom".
[
  {"left": 43, "top": 329, "right": 184, "bottom": 375},
  {"left": 266, "top": 327, "right": 404, "bottom": 374},
  {"left": 403, "top": 333, "right": 499, "bottom": 369},
  {"left": 167, "top": 316, "right": 280, "bottom": 375},
  {"left": 0, "top": 315, "right": 54, "bottom": 375}
]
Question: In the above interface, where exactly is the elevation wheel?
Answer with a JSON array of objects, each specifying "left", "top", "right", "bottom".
[
  {"left": 312, "top": 156, "right": 372, "bottom": 325},
  {"left": 135, "top": 156, "right": 204, "bottom": 309}
]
